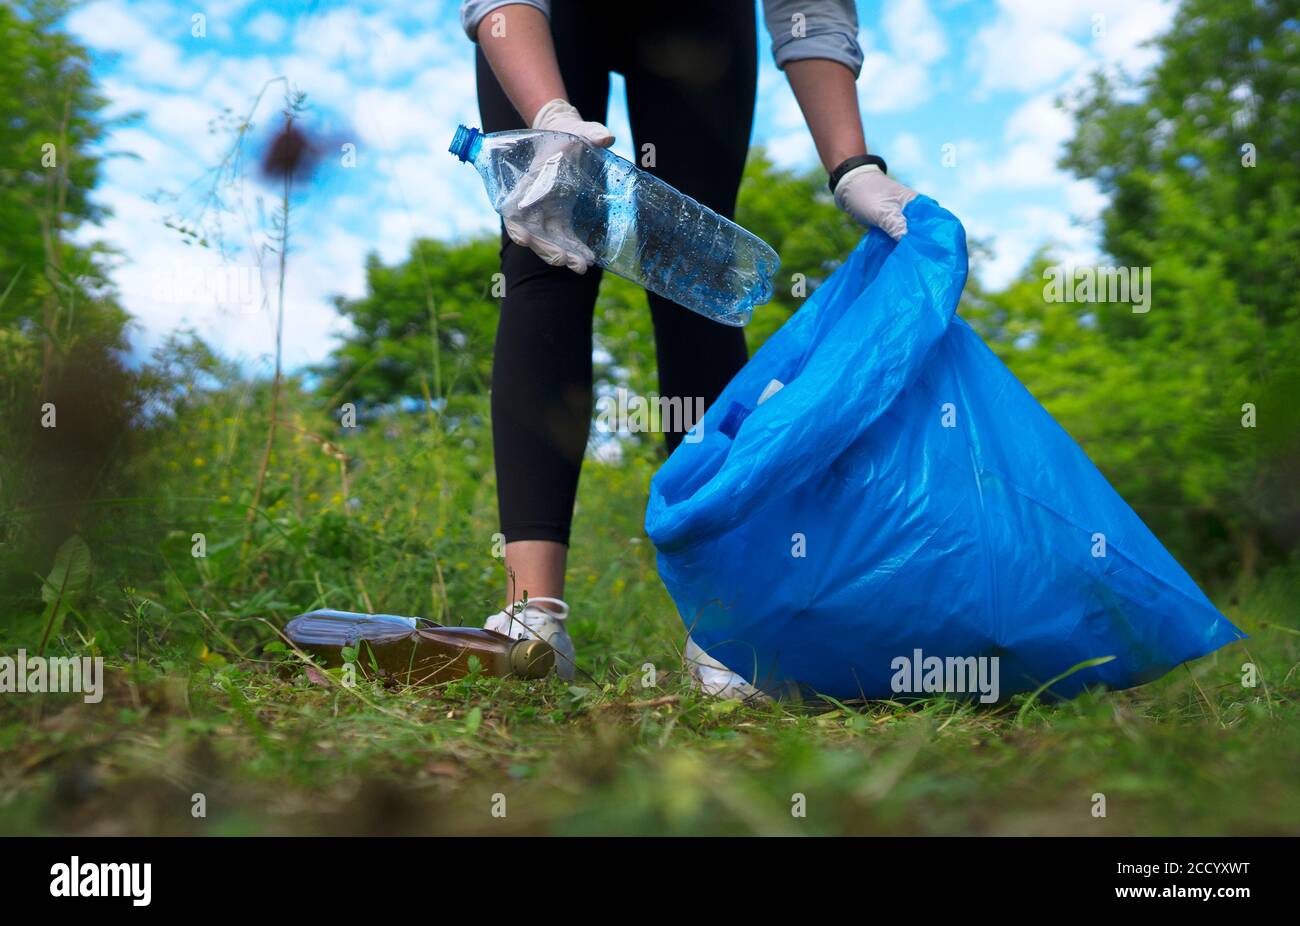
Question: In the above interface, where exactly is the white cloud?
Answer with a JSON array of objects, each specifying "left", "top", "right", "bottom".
[
  {"left": 890, "top": 131, "right": 925, "bottom": 169},
  {"left": 68, "top": 0, "right": 213, "bottom": 89},
  {"left": 1064, "top": 178, "right": 1107, "bottom": 223},
  {"left": 1087, "top": 1, "right": 1174, "bottom": 74},
  {"left": 289, "top": 8, "right": 454, "bottom": 83},
  {"left": 86, "top": 182, "right": 363, "bottom": 370},
  {"left": 950, "top": 0, "right": 1176, "bottom": 283},
  {"left": 244, "top": 11, "right": 287, "bottom": 44},
  {"left": 754, "top": 78, "right": 815, "bottom": 168},
  {"left": 969, "top": 0, "right": 1175, "bottom": 96},
  {"left": 858, "top": 55, "right": 936, "bottom": 113},
  {"left": 857, "top": 0, "right": 950, "bottom": 113},
  {"left": 964, "top": 92, "right": 1074, "bottom": 192},
  {"left": 966, "top": 203, "right": 1101, "bottom": 289},
  {"left": 766, "top": 131, "right": 817, "bottom": 168},
  {"left": 883, "top": 0, "right": 948, "bottom": 64},
  {"left": 66, "top": 0, "right": 153, "bottom": 49},
  {"left": 969, "top": 24, "right": 1086, "bottom": 94}
]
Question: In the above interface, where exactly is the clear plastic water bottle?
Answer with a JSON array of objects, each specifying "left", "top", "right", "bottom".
[{"left": 450, "top": 124, "right": 779, "bottom": 326}]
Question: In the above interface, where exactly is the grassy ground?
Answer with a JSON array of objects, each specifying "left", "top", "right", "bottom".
[{"left": 2, "top": 387, "right": 1298, "bottom": 835}]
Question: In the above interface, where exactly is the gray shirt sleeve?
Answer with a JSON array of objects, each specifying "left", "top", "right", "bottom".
[
  {"left": 762, "top": 0, "right": 864, "bottom": 76},
  {"left": 461, "top": 0, "right": 551, "bottom": 41},
  {"left": 460, "top": 0, "right": 863, "bottom": 79}
]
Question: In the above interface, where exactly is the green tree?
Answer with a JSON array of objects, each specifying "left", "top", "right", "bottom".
[
  {"left": 0, "top": 1, "right": 137, "bottom": 604},
  {"left": 0, "top": 0, "right": 128, "bottom": 390},
  {"left": 321, "top": 238, "right": 500, "bottom": 408},
  {"left": 976, "top": 0, "right": 1300, "bottom": 581}
]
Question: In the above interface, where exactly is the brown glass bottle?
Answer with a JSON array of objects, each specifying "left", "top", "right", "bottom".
[{"left": 284, "top": 610, "right": 554, "bottom": 684}]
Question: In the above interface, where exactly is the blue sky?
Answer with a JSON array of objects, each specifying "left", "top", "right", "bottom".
[{"left": 64, "top": 0, "right": 1177, "bottom": 372}]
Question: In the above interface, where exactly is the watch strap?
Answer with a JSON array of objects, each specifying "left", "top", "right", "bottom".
[{"left": 828, "top": 153, "right": 888, "bottom": 193}]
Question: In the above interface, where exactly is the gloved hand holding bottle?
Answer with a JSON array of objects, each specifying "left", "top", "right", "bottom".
[
  {"left": 450, "top": 120, "right": 778, "bottom": 325},
  {"left": 500, "top": 98, "right": 614, "bottom": 274}
]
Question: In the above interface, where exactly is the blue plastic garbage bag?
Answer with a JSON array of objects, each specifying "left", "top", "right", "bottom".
[{"left": 645, "top": 196, "right": 1243, "bottom": 702}]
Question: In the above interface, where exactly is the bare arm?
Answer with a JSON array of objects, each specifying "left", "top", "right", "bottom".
[
  {"left": 475, "top": 3, "right": 567, "bottom": 124},
  {"left": 784, "top": 56, "right": 914, "bottom": 237},
  {"left": 783, "top": 58, "right": 868, "bottom": 172}
]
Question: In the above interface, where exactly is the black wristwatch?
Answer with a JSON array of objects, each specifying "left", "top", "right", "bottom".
[{"left": 828, "top": 153, "right": 888, "bottom": 194}]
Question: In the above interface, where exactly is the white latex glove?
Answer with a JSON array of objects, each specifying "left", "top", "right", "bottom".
[
  {"left": 531, "top": 97, "right": 614, "bottom": 147},
  {"left": 833, "top": 164, "right": 919, "bottom": 240},
  {"left": 501, "top": 99, "right": 615, "bottom": 273}
]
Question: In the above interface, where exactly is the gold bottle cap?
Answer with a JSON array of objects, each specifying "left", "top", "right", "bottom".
[{"left": 508, "top": 639, "right": 555, "bottom": 678}]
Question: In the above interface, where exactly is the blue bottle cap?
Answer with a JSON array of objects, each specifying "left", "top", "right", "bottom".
[{"left": 449, "top": 125, "right": 482, "bottom": 162}]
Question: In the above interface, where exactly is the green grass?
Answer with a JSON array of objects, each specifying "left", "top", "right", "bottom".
[{"left": 1, "top": 387, "right": 1297, "bottom": 835}]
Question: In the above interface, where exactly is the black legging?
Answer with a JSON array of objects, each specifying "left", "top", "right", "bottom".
[{"left": 477, "top": 0, "right": 757, "bottom": 545}]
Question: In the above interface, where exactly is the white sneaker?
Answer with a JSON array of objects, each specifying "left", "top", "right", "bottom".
[
  {"left": 485, "top": 597, "right": 576, "bottom": 680},
  {"left": 684, "top": 637, "right": 767, "bottom": 702}
]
